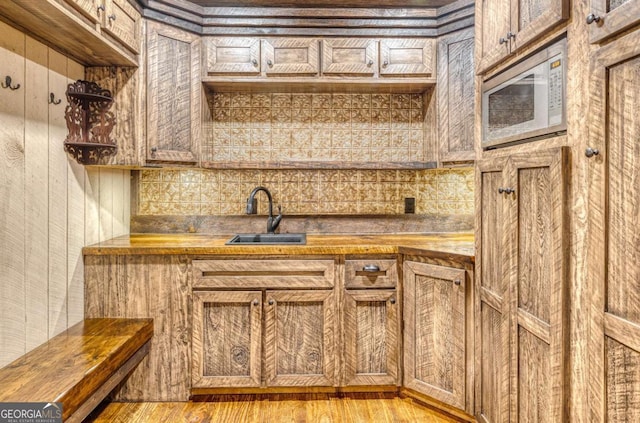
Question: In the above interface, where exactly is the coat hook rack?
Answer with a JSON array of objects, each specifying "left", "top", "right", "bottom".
[
  {"left": 49, "top": 92, "right": 62, "bottom": 105},
  {"left": 1, "top": 75, "right": 20, "bottom": 90}
]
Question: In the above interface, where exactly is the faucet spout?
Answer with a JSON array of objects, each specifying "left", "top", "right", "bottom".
[{"left": 246, "top": 186, "right": 282, "bottom": 234}]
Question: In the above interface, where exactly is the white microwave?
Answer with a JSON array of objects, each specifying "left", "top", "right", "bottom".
[{"left": 481, "top": 38, "right": 567, "bottom": 149}]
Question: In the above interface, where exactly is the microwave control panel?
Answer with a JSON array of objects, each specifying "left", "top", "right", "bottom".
[{"left": 548, "top": 56, "right": 563, "bottom": 127}]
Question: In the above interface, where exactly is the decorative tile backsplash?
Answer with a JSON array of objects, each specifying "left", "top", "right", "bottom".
[
  {"left": 202, "top": 93, "right": 426, "bottom": 163},
  {"left": 137, "top": 168, "right": 474, "bottom": 216}
]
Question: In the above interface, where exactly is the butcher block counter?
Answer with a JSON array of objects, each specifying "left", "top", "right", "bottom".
[
  {"left": 83, "top": 232, "right": 476, "bottom": 418},
  {"left": 82, "top": 232, "right": 474, "bottom": 262}
]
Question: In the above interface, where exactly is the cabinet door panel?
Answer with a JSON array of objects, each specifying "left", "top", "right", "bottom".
[
  {"left": 404, "top": 261, "right": 466, "bottom": 410},
  {"left": 343, "top": 290, "right": 398, "bottom": 386},
  {"left": 588, "top": 30, "right": 640, "bottom": 422},
  {"left": 192, "top": 291, "right": 262, "bottom": 388},
  {"left": 146, "top": 22, "right": 200, "bottom": 163},
  {"left": 262, "top": 38, "right": 319, "bottom": 76},
  {"left": 379, "top": 39, "right": 435, "bottom": 77},
  {"left": 588, "top": 0, "right": 640, "bottom": 43},
  {"left": 476, "top": 0, "right": 511, "bottom": 73},
  {"left": 507, "top": 148, "right": 568, "bottom": 423},
  {"left": 104, "top": 0, "right": 140, "bottom": 53},
  {"left": 510, "top": 0, "right": 568, "bottom": 55},
  {"left": 438, "top": 29, "right": 475, "bottom": 163},
  {"left": 204, "top": 37, "right": 261, "bottom": 75},
  {"left": 264, "top": 290, "right": 335, "bottom": 386},
  {"left": 67, "top": 0, "right": 101, "bottom": 23},
  {"left": 475, "top": 159, "right": 510, "bottom": 423},
  {"left": 322, "top": 39, "right": 377, "bottom": 76}
]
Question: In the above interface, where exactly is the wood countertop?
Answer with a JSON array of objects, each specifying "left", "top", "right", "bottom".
[{"left": 83, "top": 233, "right": 474, "bottom": 263}]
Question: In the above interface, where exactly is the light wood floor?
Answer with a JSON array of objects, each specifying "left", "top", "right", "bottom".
[{"left": 86, "top": 398, "right": 461, "bottom": 422}]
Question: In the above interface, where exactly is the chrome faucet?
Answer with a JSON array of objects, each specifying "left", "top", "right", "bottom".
[{"left": 246, "top": 186, "right": 282, "bottom": 234}]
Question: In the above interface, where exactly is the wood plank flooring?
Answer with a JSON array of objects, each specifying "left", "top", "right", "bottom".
[{"left": 86, "top": 397, "right": 461, "bottom": 422}]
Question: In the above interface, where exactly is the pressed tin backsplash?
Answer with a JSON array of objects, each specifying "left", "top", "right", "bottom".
[
  {"left": 137, "top": 168, "right": 474, "bottom": 216},
  {"left": 201, "top": 92, "right": 428, "bottom": 163}
]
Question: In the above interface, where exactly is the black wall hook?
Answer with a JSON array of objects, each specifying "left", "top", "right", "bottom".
[
  {"left": 49, "top": 92, "right": 62, "bottom": 105},
  {"left": 1, "top": 75, "right": 20, "bottom": 90}
]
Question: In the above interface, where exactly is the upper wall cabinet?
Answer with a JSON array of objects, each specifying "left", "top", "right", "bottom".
[
  {"left": 322, "top": 39, "right": 377, "bottom": 76},
  {"left": 379, "top": 39, "right": 436, "bottom": 77},
  {"left": 203, "top": 37, "right": 261, "bottom": 76},
  {"left": 262, "top": 38, "right": 320, "bottom": 76},
  {"left": 586, "top": 0, "right": 640, "bottom": 43},
  {"left": 0, "top": 0, "right": 140, "bottom": 66},
  {"left": 146, "top": 21, "right": 201, "bottom": 164},
  {"left": 437, "top": 28, "right": 475, "bottom": 164},
  {"left": 476, "top": 0, "right": 568, "bottom": 74}
]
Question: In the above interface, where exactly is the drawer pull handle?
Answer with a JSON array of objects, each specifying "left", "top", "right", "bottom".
[{"left": 362, "top": 264, "right": 380, "bottom": 272}]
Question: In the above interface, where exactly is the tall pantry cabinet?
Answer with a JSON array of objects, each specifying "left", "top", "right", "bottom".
[{"left": 586, "top": 27, "right": 640, "bottom": 423}]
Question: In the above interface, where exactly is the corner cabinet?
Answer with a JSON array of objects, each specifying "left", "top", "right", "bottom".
[
  {"left": 587, "top": 29, "right": 640, "bottom": 422},
  {"left": 146, "top": 21, "right": 201, "bottom": 164},
  {"left": 403, "top": 260, "right": 468, "bottom": 411},
  {"left": 475, "top": 147, "right": 569, "bottom": 422},
  {"left": 476, "top": 0, "right": 569, "bottom": 73}
]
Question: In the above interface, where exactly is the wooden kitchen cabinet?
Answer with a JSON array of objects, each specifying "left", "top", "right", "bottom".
[
  {"left": 192, "top": 291, "right": 262, "bottom": 388},
  {"left": 475, "top": 147, "right": 569, "bottom": 422},
  {"left": 265, "top": 290, "right": 336, "bottom": 387},
  {"left": 0, "top": 0, "right": 139, "bottom": 65},
  {"left": 379, "top": 38, "right": 436, "bottom": 77},
  {"left": 586, "top": 0, "right": 640, "bottom": 43},
  {"left": 322, "top": 39, "right": 377, "bottom": 76},
  {"left": 192, "top": 257, "right": 337, "bottom": 389},
  {"left": 437, "top": 28, "right": 475, "bottom": 164},
  {"left": 343, "top": 257, "right": 400, "bottom": 386},
  {"left": 476, "top": 0, "right": 568, "bottom": 73},
  {"left": 403, "top": 261, "right": 467, "bottom": 411},
  {"left": 587, "top": 29, "right": 640, "bottom": 422},
  {"left": 262, "top": 38, "right": 320, "bottom": 76},
  {"left": 475, "top": 157, "right": 509, "bottom": 423},
  {"left": 146, "top": 21, "right": 201, "bottom": 164},
  {"left": 203, "top": 37, "right": 261, "bottom": 76}
]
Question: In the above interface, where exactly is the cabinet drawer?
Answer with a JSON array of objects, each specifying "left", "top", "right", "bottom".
[
  {"left": 262, "top": 38, "right": 320, "bottom": 76},
  {"left": 379, "top": 38, "right": 435, "bottom": 77},
  {"left": 204, "top": 37, "right": 261, "bottom": 75},
  {"left": 345, "top": 259, "right": 398, "bottom": 289},
  {"left": 104, "top": 0, "right": 140, "bottom": 53},
  {"left": 193, "top": 259, "right": 335, "bottom": 289}
]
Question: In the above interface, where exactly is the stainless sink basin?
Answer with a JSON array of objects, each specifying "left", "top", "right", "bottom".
[{"left": 226, "top": 233, "right": 307, "bottom": 245}]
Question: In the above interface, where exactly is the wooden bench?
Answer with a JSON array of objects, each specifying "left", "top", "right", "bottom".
[{"left": 0, "top": 318, "right": 153, "bottom": 423}]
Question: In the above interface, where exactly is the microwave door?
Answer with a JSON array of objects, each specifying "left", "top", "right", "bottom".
[{"left": 483, "top": 61, "right": 549, "bottom": 146}]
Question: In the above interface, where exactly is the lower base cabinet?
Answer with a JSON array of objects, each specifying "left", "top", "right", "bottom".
[{"left": 403, "top": 260, "right": 468, "bottom": 411}]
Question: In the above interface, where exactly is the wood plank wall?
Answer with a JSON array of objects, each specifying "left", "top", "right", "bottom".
[{"left": 0, "top": 20, "right": 130, "bottom": 368}]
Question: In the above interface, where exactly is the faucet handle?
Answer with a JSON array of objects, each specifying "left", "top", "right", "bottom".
[{"left": 277, "top": 205, "right": 282, "bottom": 216}]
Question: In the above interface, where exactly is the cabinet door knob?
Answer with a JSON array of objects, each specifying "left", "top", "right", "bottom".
[
  {"left": 252, "top": 299, "right": 259, "bottom": 306},
  {"left": 508, "top": 31, "right": 515, "bottom": 40},
  {"left": 367, "top": 59, "right": 373, "bottom": 67},
  {"left": 97, "top": 4, "right": 105, "bottom": 13},
  {"left": 362, "top": 264, "right": 380, "bottom": 272},
  {"left": 108, "top": 14, "right": 116, "bottom": 21},
  {"left": 389, "top": 297, "right": 396, "bottom": 304},
  {"left": 267, "top": 59, "right": 273, "bottom": 67},
  {"left": 586, "top": 13, "right": 601, "bottom": 24},
  {"left": 150, "top": 147, "right": 157, "bottom": 153},
  {"left": 454, "top": 279, "right": 461, "bottom": 286},
  {"left": 585, "top": 147, "right": 600, "bottom": 158},
  {"left": 499, "top": 37, "right": 508, "bottom": 45},
  {"left": 252, "top": 59, "right": 258, "bottom": 66},
  {"left": 268, "top": 299, "right": 275, "bottom": 305},
  {"left": 382, "top": 60, "right": 388, "bottom": 68}
]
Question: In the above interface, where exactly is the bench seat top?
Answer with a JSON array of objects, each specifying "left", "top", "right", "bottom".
[{"left": 0, "top": 318, "right": 153, "bottom": 420}]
